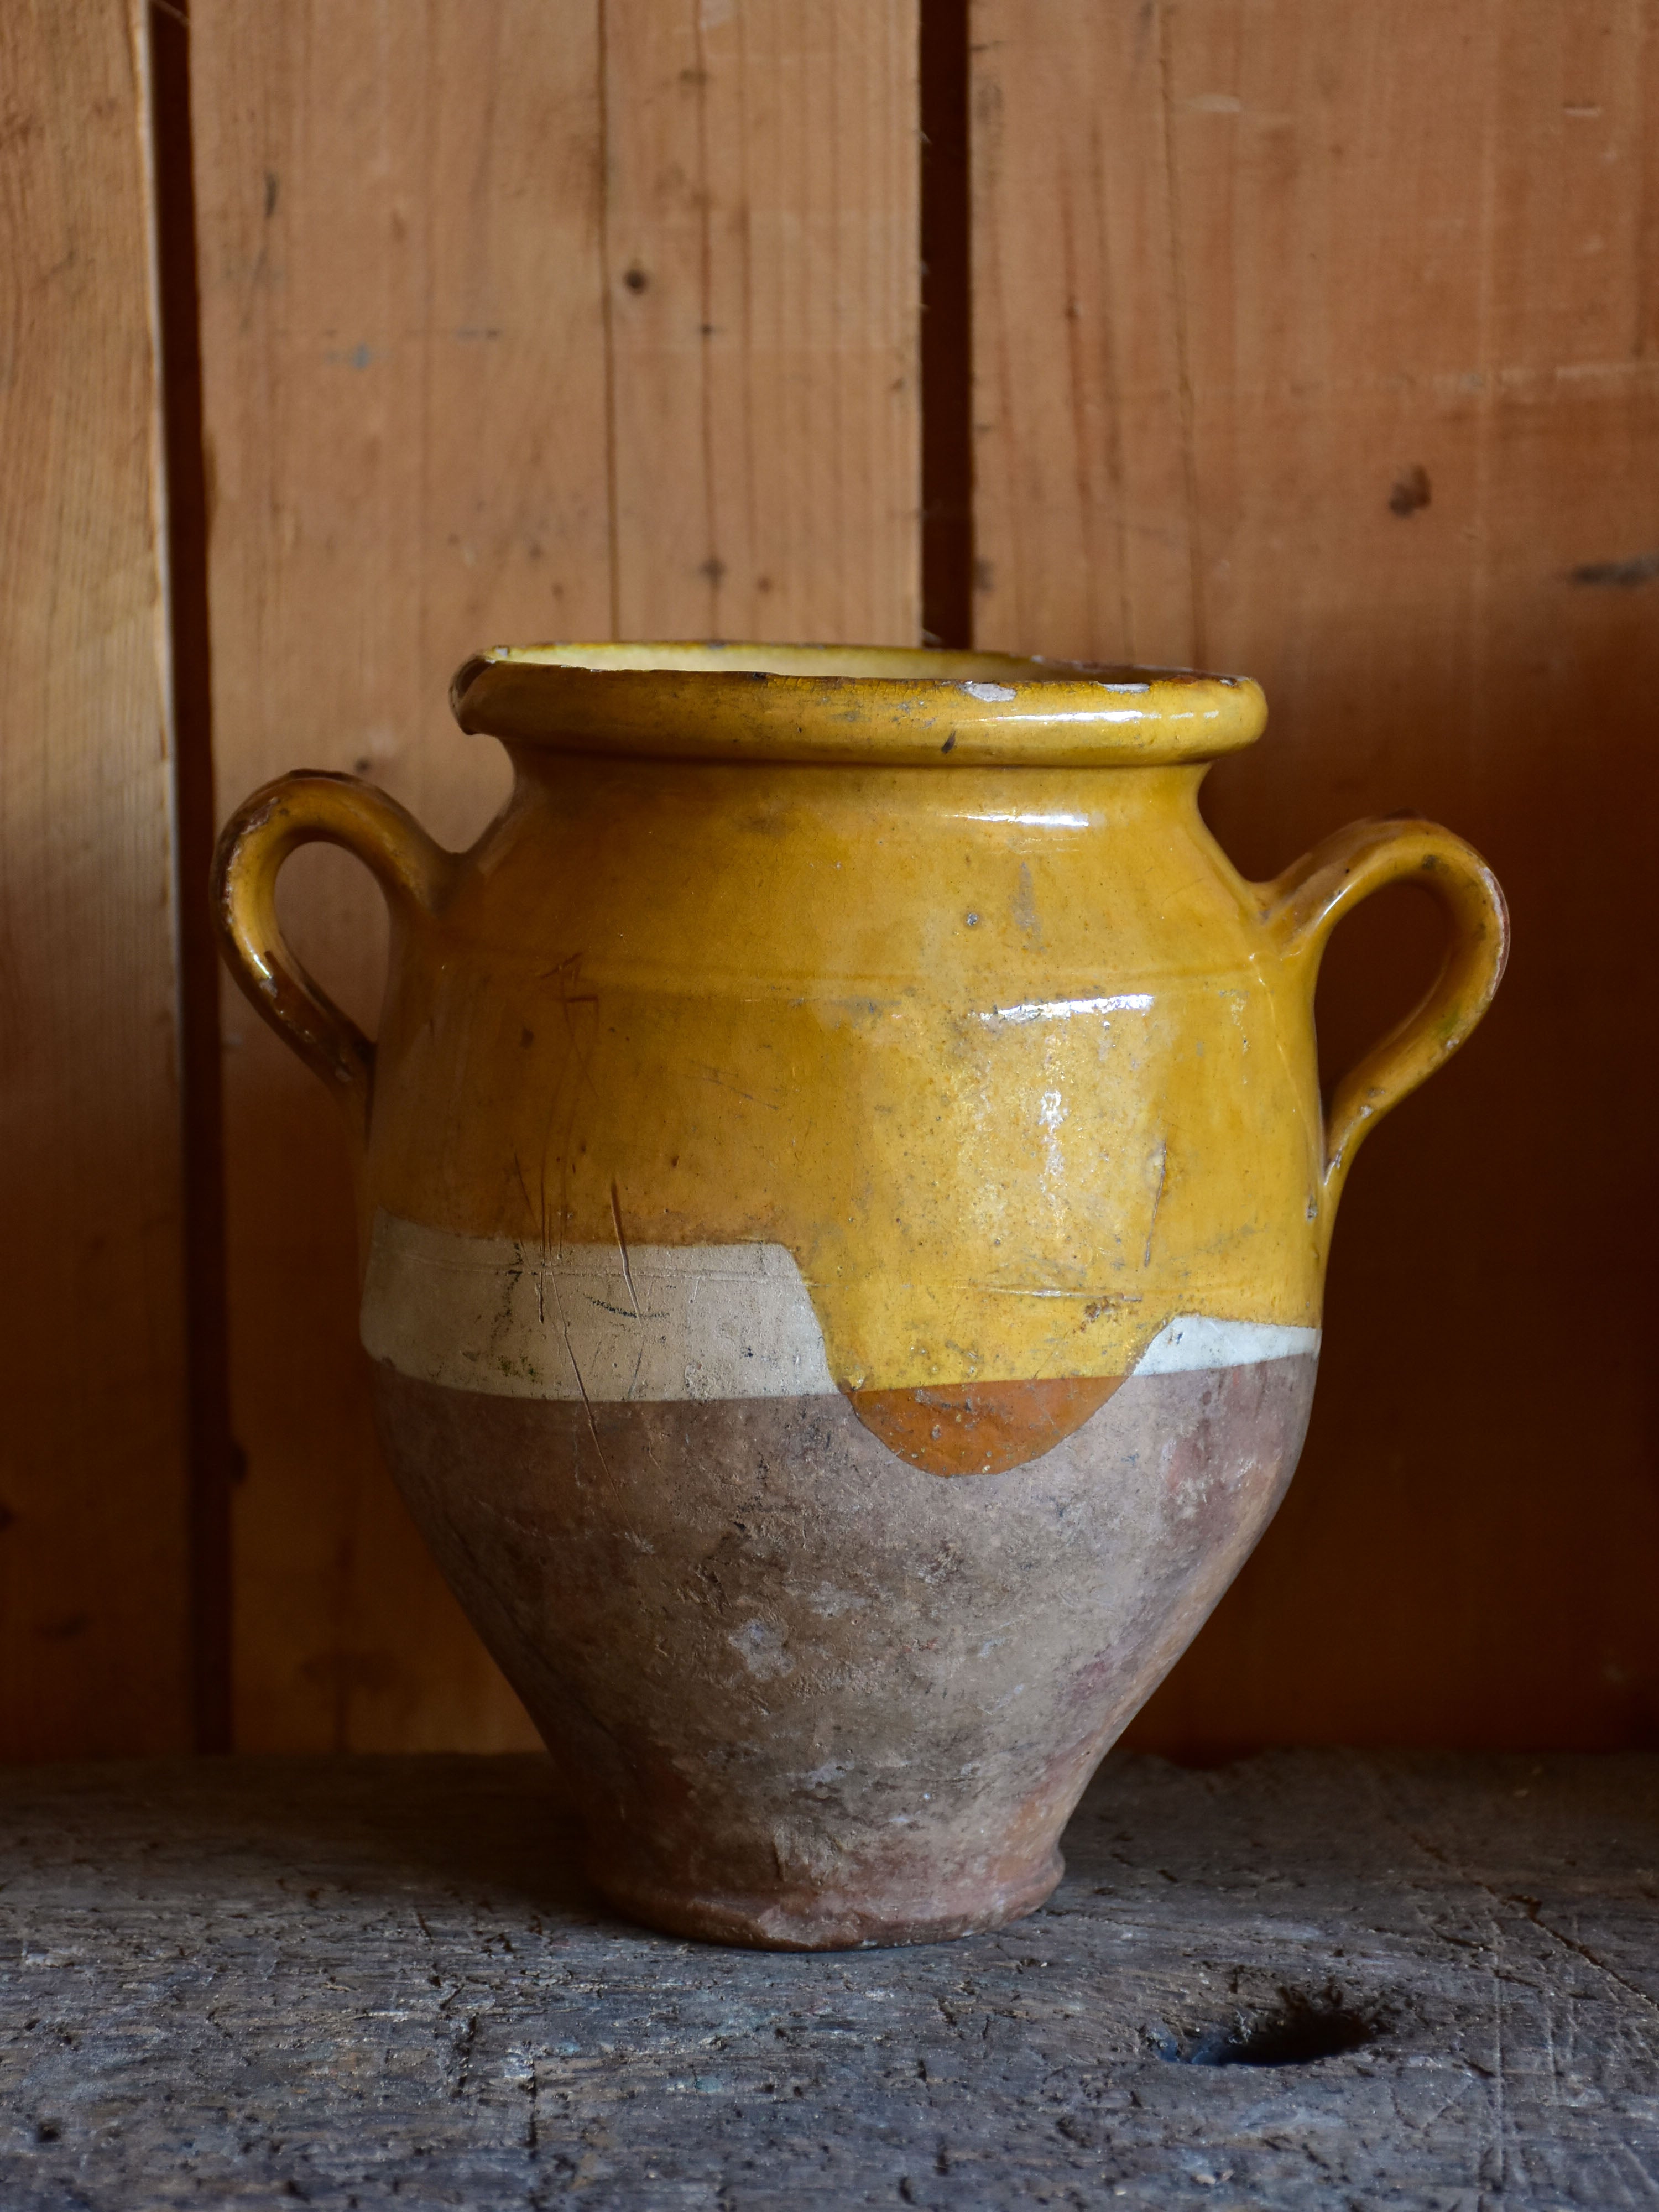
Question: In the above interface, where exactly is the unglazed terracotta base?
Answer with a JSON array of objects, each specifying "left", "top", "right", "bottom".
[{"left": 373, "top": 1353, "right": 1316, "bottom": 1949}]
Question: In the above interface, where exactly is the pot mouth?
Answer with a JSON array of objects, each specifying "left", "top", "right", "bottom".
[{"left": 451, "top": 641, "right": 1265, "bottom": 766}]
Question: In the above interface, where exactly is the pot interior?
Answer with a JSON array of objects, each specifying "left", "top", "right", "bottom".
[{"left": 476, "top": 641, "right": 1158, "bottom": 681}]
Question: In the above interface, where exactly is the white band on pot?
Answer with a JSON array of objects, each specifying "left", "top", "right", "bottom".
[{"left": 361, "top": 1212, "right": 1319, "bottom": 1404}]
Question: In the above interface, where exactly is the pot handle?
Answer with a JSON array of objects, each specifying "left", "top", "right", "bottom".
[
  {"left": 1259, "top": 815, "right": 1509, "bottom": 1203},
  {"left": 211, "top": 771, "right": 455, "bottom": 1141}
]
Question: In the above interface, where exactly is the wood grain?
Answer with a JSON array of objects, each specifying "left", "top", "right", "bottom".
[
  {"left": 0, "top": 0, "right": 191, "bottom": 1756},
  {"left": 971, "top": 2, "right": 1192, "bottom": 664},
  {"left": 192, "top": 0, "right": 920, "bottom": 1748},
  {"left": 3, "top": 1751, "right": 1655, "bottom": 2203},
  {"left": 191, "top": 0, "right": 610, "bottom": 1753},
  {"left": 973, "top": 0, "right": 1659, "bottom": 1752},
  {"left": 605, "top": 0, "right": 919, "bottom": 643}
]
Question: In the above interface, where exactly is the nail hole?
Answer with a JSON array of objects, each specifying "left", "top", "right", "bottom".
[
  {"left": 1154, "top": 1990, "right": 1379, "bottom": 2068},
  {"left": 1388, "top": 463, "right": 1432, "bottom": 517}
]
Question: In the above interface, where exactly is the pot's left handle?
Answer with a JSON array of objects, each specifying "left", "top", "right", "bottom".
[
  {"left": 212, "top": 771, "right": 455, "bottom": 1142},
  {"left": 1259, "top": 815, "right": 1509, "bottom": 1208}
]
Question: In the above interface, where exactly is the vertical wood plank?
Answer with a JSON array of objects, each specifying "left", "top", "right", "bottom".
[
  {"left": 194, "top": 0, "right": 921, "bottom": 1748},
  {"left": 0, "top": 0, "right": 191, "bottom": 1755},
  {"left": 604, "top": 0, "right": 919, "bottom": 643},
  {"left": 972, "top": 3, "right": 1193, "bottom": 664},
  {"left": 193, "top": 0, "right": 612, "bottom": 1751},
  {"left": 973, "top": 0, "right": 1659, "bottom": 1750}
]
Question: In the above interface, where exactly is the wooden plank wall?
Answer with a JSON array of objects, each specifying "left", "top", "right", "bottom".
[
  {"left": 974, "top": 0, "right": 1659, "bottom": 1753},
  {"left": 7, "top": 0, "right": 1652, "bottom": 1760},
  {"left": 189, "top": 0, "right": 918, "bottom": 1749},
  {"left": 0, "top": 1, "right": 192, "bottom": 1756}
]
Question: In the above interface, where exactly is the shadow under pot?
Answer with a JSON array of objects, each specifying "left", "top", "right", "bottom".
[{"left": 213, "top": 643, "right": 1507, "bottom": 1950}]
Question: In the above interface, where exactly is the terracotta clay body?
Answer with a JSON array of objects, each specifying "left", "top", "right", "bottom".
[{"left": 214, "top": 645, "right": 1507, "bottom": 1948}]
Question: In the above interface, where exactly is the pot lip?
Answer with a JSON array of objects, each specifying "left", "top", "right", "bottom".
[{"left": 450, "top": 641, "right": 1266, "bottom": 766}]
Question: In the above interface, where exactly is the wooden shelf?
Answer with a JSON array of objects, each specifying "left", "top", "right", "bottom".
[{"left": 2, "top": 1751, "right": 1653, "bottom": 2205}]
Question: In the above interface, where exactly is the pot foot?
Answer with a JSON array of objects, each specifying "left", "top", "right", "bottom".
[{"left": 590, "top": 1846, "right": 1066, "bottom": 1951}]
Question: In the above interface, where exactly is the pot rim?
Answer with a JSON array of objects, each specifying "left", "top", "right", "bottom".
[{"left": 450, "top": 642, "right": 1266, "bottom": 767}]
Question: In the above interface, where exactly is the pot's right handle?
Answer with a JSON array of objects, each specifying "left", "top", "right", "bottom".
[
  {"left": 212, "top": 771, "right": 455, "bottom": 1141},
  {"left": 1258, "top": 816, "right": 1509, "bottom": 1207}
]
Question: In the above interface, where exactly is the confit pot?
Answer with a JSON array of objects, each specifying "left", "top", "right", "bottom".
[{"left": 213, "top": 643, "right": 1508, "bottom": 1950}]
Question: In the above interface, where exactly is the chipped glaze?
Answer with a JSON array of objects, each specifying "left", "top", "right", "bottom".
[{"left": 213, "top": 643, "right": 1508, "bottom": 1947}]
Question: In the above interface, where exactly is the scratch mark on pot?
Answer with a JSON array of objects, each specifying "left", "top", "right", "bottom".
[
  {"left": 1143, "top": 1142, "right": 1167, "bottom": 1269},
  {"left": 1038, "top": 1088, "right": 1067, "bottom": 1193},
  {"left": 688, "top": 1066, "right": 778, "bottom": 1109},
  {"left": 609, "top": 1180, "right": 640, "bottom": 1319},
  {"left": 562, "top": 1317, "right": 614, "bottom": 1484},
  {"left": 509, "top": 1147, "right": 536, "bottom": 1208},
  {"left": 1013, "top": 863, "right": 1043, "bottom": 946}
]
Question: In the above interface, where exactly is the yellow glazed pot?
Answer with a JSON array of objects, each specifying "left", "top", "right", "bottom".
[{"left": 214, "top": 644, "right": 1507, "bottom": 1949}]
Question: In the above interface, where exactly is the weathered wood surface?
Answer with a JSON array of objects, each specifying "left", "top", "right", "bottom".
[
  {"left": 1, "top": 1754, "right": 1655, "bottom": 2208},
  {"left": 0, "top": 0, "right": 191, "bottom": 1756},
  {"left": 604, "top": 0, "right": 920, "bottom": 644},
  {"left": 971, "top": 0, "right": 1659, "bottom": 1758},
  {"left": 190, "top": 0, "right": 608, "bottom": 1758},
  {"left": 190, "top": 0, "right": 919, "bottom": 1755}
]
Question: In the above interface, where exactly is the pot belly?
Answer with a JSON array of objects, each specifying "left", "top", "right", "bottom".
[{"left": 371, "top": 1352, "right": 1316, "bottom": 1949}]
